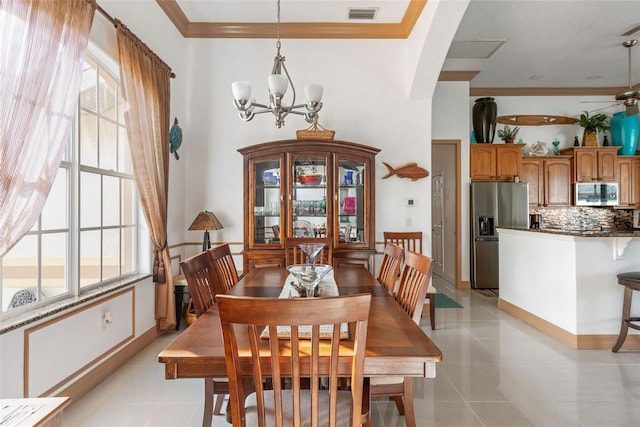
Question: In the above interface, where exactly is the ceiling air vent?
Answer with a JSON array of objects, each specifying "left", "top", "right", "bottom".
[
  {"left": 620, "top": 23, "right": 640, "bottom": 37},
  {"left": 348, "top": 8, "right": 378, "bottom": 20}
]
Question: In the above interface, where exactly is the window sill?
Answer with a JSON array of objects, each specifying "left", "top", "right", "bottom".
[{"left": 0, "top": 274, "right": 152, "bottom": 335}]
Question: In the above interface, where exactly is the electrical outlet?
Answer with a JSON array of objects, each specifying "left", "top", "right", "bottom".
[{"left": 634, "top": 210, "right": 640, "bottom": 229}]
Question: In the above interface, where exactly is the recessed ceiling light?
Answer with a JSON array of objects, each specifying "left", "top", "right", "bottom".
[{"left": 529, "top": 75, "right": 545, "bottom": 80}]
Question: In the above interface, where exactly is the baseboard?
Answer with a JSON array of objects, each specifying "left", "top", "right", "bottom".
[
  {"left": 458, "top": 280, "right": 471, "bottom": 290},
  {"left": 498, "top": 298, "right": 640, "bottom": 350},
  {"left": 55, "top": 326, "right": 158, "bottom": 402}
]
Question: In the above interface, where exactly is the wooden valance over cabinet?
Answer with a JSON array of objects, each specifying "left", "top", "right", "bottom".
[{"left": 238, "top": 139, "right": 380, "bottom": 273}]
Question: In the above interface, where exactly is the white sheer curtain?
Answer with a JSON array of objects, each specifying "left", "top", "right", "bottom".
[{"left": 0, "top": 0, "right": 96, "bottom": 258}]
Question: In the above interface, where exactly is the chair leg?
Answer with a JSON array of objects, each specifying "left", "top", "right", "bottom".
[
  {"left": 429, "top": 293, "right": 436, "bottom": 330},
  {"left": 391, "top": 396, "right": 405, "bottom": 415},
  {"left": 202, "top": 378, "right": 214, "bottom": 427},
  {"left": 613, "top": 286, "right": 633, "bottom": 352},
  {"left": 402, "top": 377, "right": 416, "bottom": 427},
  {"left": 213, "top": 393, "right": 225, "bottom": 415}
]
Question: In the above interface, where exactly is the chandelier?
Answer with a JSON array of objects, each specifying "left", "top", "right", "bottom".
[{"left": 231, "top": 0, "right": 323, "bottom": 128}]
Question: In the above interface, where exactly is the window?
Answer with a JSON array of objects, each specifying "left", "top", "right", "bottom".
[{"left": 1, "top": 52, "right": 139, "bottom": 315}]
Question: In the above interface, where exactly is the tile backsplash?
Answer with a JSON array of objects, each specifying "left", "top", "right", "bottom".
[{"left": 530, "top": 207, "right": 635, "bottom": 231}]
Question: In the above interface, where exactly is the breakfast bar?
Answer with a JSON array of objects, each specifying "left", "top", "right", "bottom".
[{"left": 497, "top": 227, "right": 640, "bottom": 349}]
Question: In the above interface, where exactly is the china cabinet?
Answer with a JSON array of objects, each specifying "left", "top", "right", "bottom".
[
  {"left": 238, "top": 139, "right": 379, "bottom": 273},
  {"left": 560, "top": 146, "right": 619, "bottom": 182},
  {"left": 470, "top": 144, "right": 523, "bottom": 181},
  {"left": 521, "top": 156, "right": 572, "bottom": 207}
]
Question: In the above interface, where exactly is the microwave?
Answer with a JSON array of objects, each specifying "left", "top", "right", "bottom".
[{"left": 575, "top": 182, "right": 619, "bottom": 206}]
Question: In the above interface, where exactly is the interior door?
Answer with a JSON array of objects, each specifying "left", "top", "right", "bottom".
[{"left": 431, "top": 172, "right": 444, "bottom": 277}]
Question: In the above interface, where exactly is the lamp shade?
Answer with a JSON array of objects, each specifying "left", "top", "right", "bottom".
[
  {"left": 304, "top": 84, "right": 323, "bottom": 103},
  {"left": 268, "top": 74, "right": 288, "bottom": 97},
  {"left": 231, "top": 81, "right": 252, "bottom": 101},
  {"left": 188, "top": 211, "right": 223, "bottom": 231}
]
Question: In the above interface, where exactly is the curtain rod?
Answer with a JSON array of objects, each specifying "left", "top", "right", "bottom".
[{"left": 96, "top": 4, "right": 176, "bottom": 79}]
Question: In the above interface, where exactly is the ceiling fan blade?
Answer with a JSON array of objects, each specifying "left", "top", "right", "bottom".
[{"left": 626, "top": 103, "right": 639, "bottom": 116}]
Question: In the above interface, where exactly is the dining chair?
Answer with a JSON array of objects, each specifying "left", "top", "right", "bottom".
[
  {"left": 208, "top": 243, "right": 240, "bottom": 293},
  {"left": 365, "top": 250, "right": 434, "bottom": 427},
  {"left": 180, "top": 251, "right": 230, "bottom": 426},
  {"left": 284, "top": 236, "right": 333, "bottom": 265},
  {"left": 383, "top": 231, "right": 437, "bottom": 330},
  {"left": 216, "top": 294, "right": 372, "bottom": 427},
  {"left": 376, "top": 242, "right": 404, "bottom": 295},
  {"left": 383, "top": 231, "right": 423, "bottom": 254}
]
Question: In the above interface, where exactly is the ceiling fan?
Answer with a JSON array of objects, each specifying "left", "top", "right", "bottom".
[
  {"left": 615, "top": 39, "right": 640, "bottom": 116},
  {"left": 580, "top": 39, "right": 640, "bottom": 115}
]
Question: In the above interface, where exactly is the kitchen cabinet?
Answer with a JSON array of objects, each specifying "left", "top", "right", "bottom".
[
  {"left": 238, "top": 139, "right": 379, "bottom": 273},
  {"left": 521, "top": 156, "right": 572, "bottom": 207},
  {"left": 470, "top": 144, "right": 522, "bottom": 181},
  {"left": 560, "top": 146, "right": 619, "bottom": 182},
  {"left": 616, "top": 155, "right": 640, "bottom": 208}
]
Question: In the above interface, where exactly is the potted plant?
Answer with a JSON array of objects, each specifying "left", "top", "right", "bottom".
[
  {"left": 578, "top": 111, "right": 610, "bottom": 147},
  {"left": 497, "top": 125, "right": 520, "bottom": 143}
]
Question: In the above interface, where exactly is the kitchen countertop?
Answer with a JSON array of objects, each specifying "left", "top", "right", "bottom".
[{"left": 497, "top": 226, "right": 640, "bottom": 238}]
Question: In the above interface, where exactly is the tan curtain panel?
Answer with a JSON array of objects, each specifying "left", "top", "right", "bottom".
[
  {"left": 0, "top": 0, "right": 96, "bottom": 258},
  {"left": 116, "top": 20, "right": 175, "bottom": 331}
]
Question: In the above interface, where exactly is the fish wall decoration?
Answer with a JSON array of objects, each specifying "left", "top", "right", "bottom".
[{"left": 382, "top": 162, "right": 429, "bottom": 181}]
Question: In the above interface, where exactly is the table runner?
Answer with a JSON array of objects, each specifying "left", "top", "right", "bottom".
[{"left": 261, "top": 270, "right": 347, "bottom": 339}]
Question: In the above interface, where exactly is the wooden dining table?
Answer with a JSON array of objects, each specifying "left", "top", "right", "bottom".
[{"left": 158, "top": 266, "right": 442, "bottom": 380}]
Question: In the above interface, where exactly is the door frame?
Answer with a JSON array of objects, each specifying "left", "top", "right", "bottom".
[{"left": 431, "top": 139, "right": 462, "bottom": 288}]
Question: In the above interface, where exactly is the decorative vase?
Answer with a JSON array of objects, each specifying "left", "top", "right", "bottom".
[
  {"left": 472, "top": 97, "right": 497, "bottom": 143},
  {"left": 582, "top": 130, "right": 598, "bottom": 147},
  {"left": 505, "top": 138, "right": 514, "bottom": 144},
  {"left": 610, "top": 111, "right": 639, "bottom": 155}
]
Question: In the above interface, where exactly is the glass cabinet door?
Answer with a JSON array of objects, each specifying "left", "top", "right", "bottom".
[
  {"left": 251, "top": 157, "right": 282, "bottom": 246},
  {"left": 290, "top": 154, "right": 328, "bottom": 238},
  {"left": 337, "top": 157, "right": 366, "bottom": 245}
]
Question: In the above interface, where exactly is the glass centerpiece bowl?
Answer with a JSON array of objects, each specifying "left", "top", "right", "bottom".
[
  {"left": 297, "top": 243, "right": 325, "bottom": 264},
  {"left": 286, "top": 264, "right": 333, "bottom": 298}
]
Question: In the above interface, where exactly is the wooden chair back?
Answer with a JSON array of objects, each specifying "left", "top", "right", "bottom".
[
  {"left": 284, "top": 236, "right": 333, "bottom": 265},
  {"left": 208, "top": 243, "right": 240, "bottom": 293},
  {"left": 179, "top": 251, "right": 217, "bottom": 317},
  {"left": 377, "top": 243, "right": 404, "bottom": 295},
  {"left": 216, "top": 294, "right": 372, "bottom": 427},
  {"left": 383, "top": 231, "right": 423, "bottom": 254},
  {"left": 395, "top": 250, "right": 434, "bottom": 324}
]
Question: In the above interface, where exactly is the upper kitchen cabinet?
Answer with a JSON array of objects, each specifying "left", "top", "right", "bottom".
[
  {"left": 238, "top": 139, "right": 379, "bottom": 273},
  {"left": 560, "top": 147, "right": 619, "bottom": 182},
  {"left": 521, "top": 156, "right": 572, "bottom": 207},
  {"left": 616, "top": 155, "right": 640, "bottom": 208},
  {"left": 470, "top": 144, "right": 523, "bottom": 181}
]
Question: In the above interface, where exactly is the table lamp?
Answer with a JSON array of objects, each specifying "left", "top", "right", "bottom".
[{"left": 188, "top": 211, "right": 223, "bottom": 251}]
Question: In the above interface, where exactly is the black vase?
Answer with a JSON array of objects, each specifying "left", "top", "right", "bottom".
[{"left": 472, "top": 97, "right": 497, "bottom": 143}]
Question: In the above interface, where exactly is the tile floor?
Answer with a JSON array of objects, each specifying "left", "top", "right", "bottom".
[{"left": 63, "top": 276, "right": 640, "bottom": 426}]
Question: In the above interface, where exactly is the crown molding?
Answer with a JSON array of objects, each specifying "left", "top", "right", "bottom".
[
  {"left": 470, "top": 87, "right": 630, "bottom": 97},
  {"left": 156, "top": 0, "right": 426, "bottom": 39}
]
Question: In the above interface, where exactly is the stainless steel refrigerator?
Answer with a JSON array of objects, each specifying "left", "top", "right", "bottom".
[{"left": 471, "top": 182, "right": 529, "bottom": 289}]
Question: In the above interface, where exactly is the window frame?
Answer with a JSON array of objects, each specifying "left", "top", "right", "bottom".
[{"left": 0, "top": 49, "right": 142, "bottom": 319}]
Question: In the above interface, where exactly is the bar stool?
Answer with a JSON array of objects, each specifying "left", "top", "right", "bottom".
[{"left": 612, "top": 272, "right": 640, "bottom": 352}]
